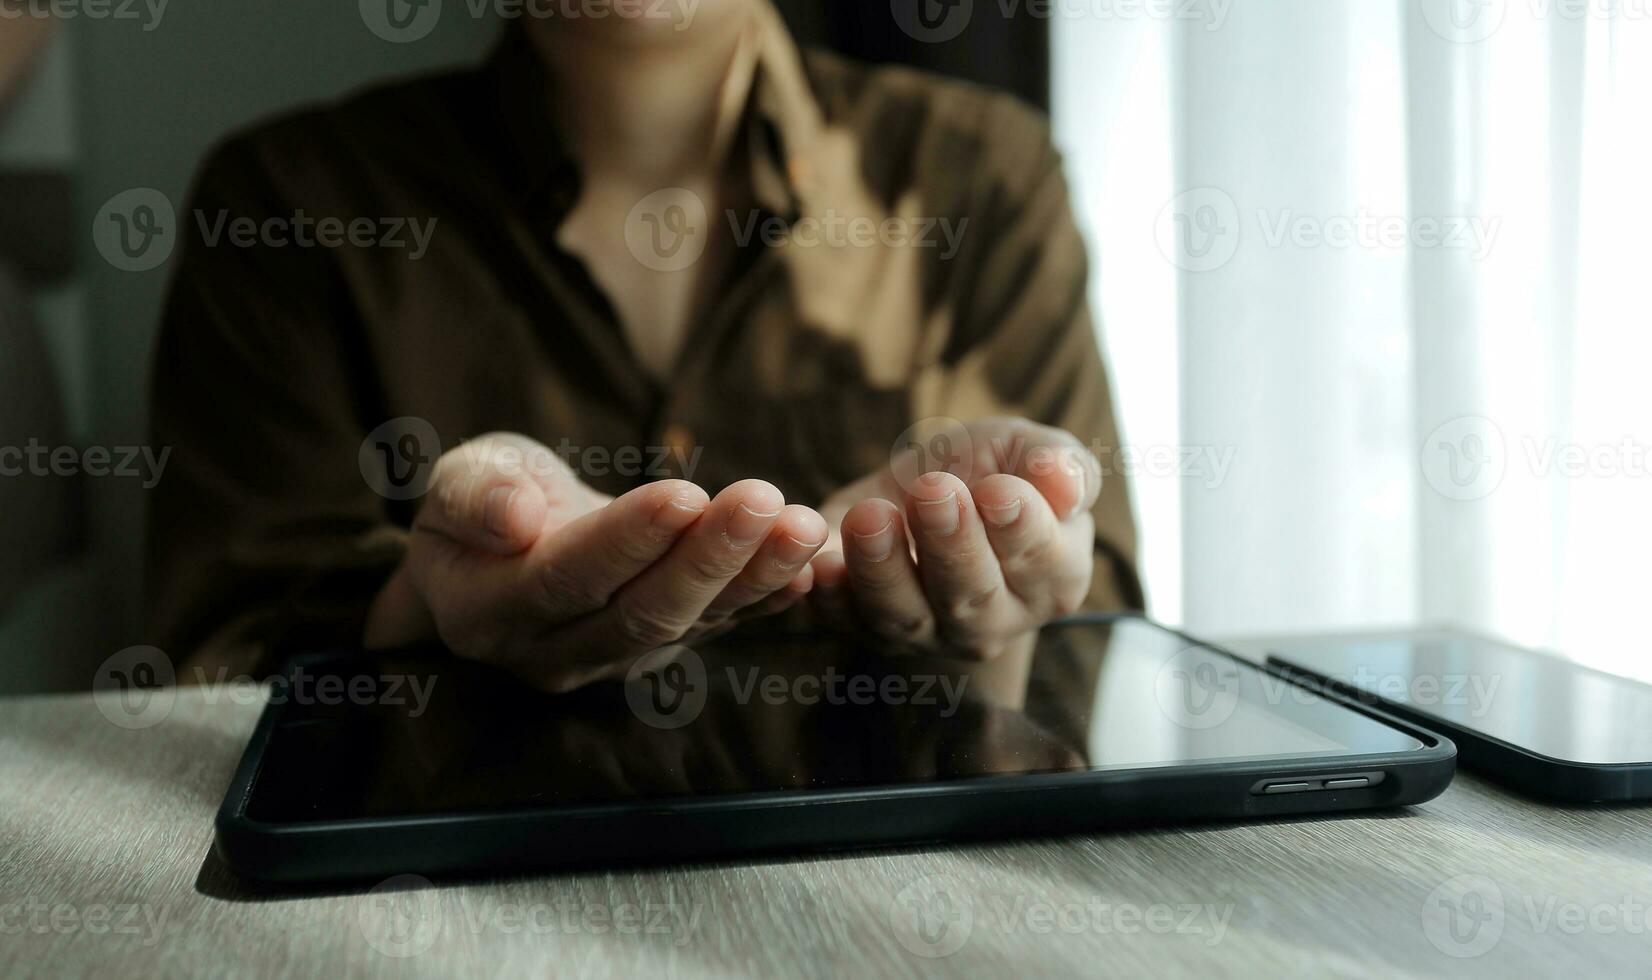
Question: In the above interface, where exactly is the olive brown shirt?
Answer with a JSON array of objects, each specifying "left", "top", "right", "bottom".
[{"left": 146, "top": 15, "right": 1143, "bottom": 678}]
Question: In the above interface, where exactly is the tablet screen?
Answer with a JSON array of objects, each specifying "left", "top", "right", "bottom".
[
  {"left": 245, "top": 617, "right": 1423, "bottom": 822},
  {"left": 1266, "top": 630, "right": 1652, "bottom": 765}
]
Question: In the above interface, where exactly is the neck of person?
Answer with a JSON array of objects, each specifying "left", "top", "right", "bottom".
[{"left": 527, "top": 16, "right": 757, "bottom": 188}]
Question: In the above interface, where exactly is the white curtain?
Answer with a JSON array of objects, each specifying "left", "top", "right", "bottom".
[{"left": 1054, "top": 0, "right": 1652, "bottom": 676}]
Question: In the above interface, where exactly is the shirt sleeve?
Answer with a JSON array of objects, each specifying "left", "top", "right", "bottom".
[
  {"left": 145, "top": 135, "right": 410, "bottom": 680},
  {"left": 916, "top": 94, "right": 1144, "bottom": 613}
]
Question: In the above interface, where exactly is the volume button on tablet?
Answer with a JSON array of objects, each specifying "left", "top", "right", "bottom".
[
  {"left": 1261, "top": 781, "right": 1314, "bottom": 794},
  {"left": 1324, "top": 777, "right": 1370, "bottom": 790}
]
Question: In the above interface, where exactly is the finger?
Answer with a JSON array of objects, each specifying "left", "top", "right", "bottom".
[
  {"left": 531, "top": 479, "right": 711, "bottom": 620},
  {"left": 742, "top": 562, "right": 816, "bottom": 621},
  {"left": 978, "top": 420, "right": 1102, "bottom": 521},
  {"left": 704, "top": 505, "right": 827, "bottom": 620},
  {"left": 972, "top": 473, "right": 1092, "bottom": 618},
  {"left": 575, "top": 480, "right": 786, "bottom": 654},
  {"left": 842, "top": 498, "right": 936, "bottom": 647},
  {"left": 903, "top": 471, "right": 1016, "bottom": 652},
  {"left": 418, "top": 435, "right": 555, "bottom": 555}
]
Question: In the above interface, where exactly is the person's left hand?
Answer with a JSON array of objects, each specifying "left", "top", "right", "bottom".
[{"left": 807, "top": 418, "right": 1102, "bottom": 660}]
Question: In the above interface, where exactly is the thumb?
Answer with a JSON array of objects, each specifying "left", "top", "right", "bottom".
[{"left": 416, "top": 433, "right": 556, "bottom": 554}]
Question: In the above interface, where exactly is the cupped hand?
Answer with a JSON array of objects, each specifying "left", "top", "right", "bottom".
[
  {"left": 808, "top": 418, "right": 1101, "bottom": 660},
  {"left": 365, "top": 433, "right": 828, "bottom": 692}
]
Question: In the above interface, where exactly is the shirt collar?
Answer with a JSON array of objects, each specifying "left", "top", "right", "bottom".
[{"left": 485, "top": 7, "right": 816, "bottom": 225}]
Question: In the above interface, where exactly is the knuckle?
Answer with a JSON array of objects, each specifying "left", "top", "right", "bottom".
[
  {"left": 944, "top": 584, "right": 1002, "bottom": 624},
  {"left": 926, "top": 542, "right": 988, "bottom": 576},
  {"left": 1053, "top": 587, "right": 1085, "bottom": 617},
  {"left": 871, "top": 614, "right": 931, "bottom": 643},
  {"left": 1054, "top": 573, "right": 1093, "bottom": 616},
  {"left": 611, "top": 527, "right": 671, "bottom": 567},
  {"left": 936, "top": 606, "right": 999, "bottom": 651},
  {"left": 614, "top": 602, "right": 686, "bottom": 649},
  {"left": 696, "top": 610, "right": 736, "bottom": 632},
  {"left": 433, "top": 474, "right": 472, "bottom": 525},
  {"left": 683, "top": 547, "right": 743, "bottom": 584},
  {"left": 1004, "top": 533, "right": 1058, "bottom": 574},
  {"left": 539, "top": 561, "right": 606, "bottom": 612}
]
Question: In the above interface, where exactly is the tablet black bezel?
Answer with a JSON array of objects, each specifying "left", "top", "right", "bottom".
[{"left": 214, "top": 613, "right": 1457, "bottom": 884}]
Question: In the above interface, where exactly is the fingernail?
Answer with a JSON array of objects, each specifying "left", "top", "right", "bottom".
[
  {"left": 914, "top": 493, "right": 960, "bottom": 536},
  {"left": 654, "top": 494, "right": 706, "bottom": 532},
  {"left": 484, "top": 487, "right": 519, "bottom": 539},
  {"left": 852, "top": 519, "right": 896, "bottom": 562},
  {"left": 725, "top": 503, "right": 780, "bottom": 548},
  {"left": 980, "top": 498, "right": 1023, "bottom": 528},
  {"left": 777, "top": 534, "right": 826, "bottom": 567},
  {"left": 1069, "top": 456, "right": 1090, "bottom": 519}
]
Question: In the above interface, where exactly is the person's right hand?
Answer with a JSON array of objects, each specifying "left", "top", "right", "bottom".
[{"left": 364, "top": 433, "right": 827, "bottom": 693}]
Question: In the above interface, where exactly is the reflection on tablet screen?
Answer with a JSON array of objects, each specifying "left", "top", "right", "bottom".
[{"left": 247, "top": 618, "right": 1422, "bottom": 822}]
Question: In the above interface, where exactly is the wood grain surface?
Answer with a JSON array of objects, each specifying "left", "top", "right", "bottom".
[{"left": 2, "top": 687, "right": 1649, "bottom": 978}]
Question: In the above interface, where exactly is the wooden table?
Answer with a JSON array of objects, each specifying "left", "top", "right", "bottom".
[{"left": 2, "top": 686, "right": 1648, "bottom": 978}]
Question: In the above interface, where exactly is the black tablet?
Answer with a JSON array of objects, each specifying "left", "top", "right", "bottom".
[
  {"left": 215, "top": 614, "right": 1455, "bottom": 884},
  {"left": 1262, "top": 628, "right": 1652, "bottom": 801}
]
